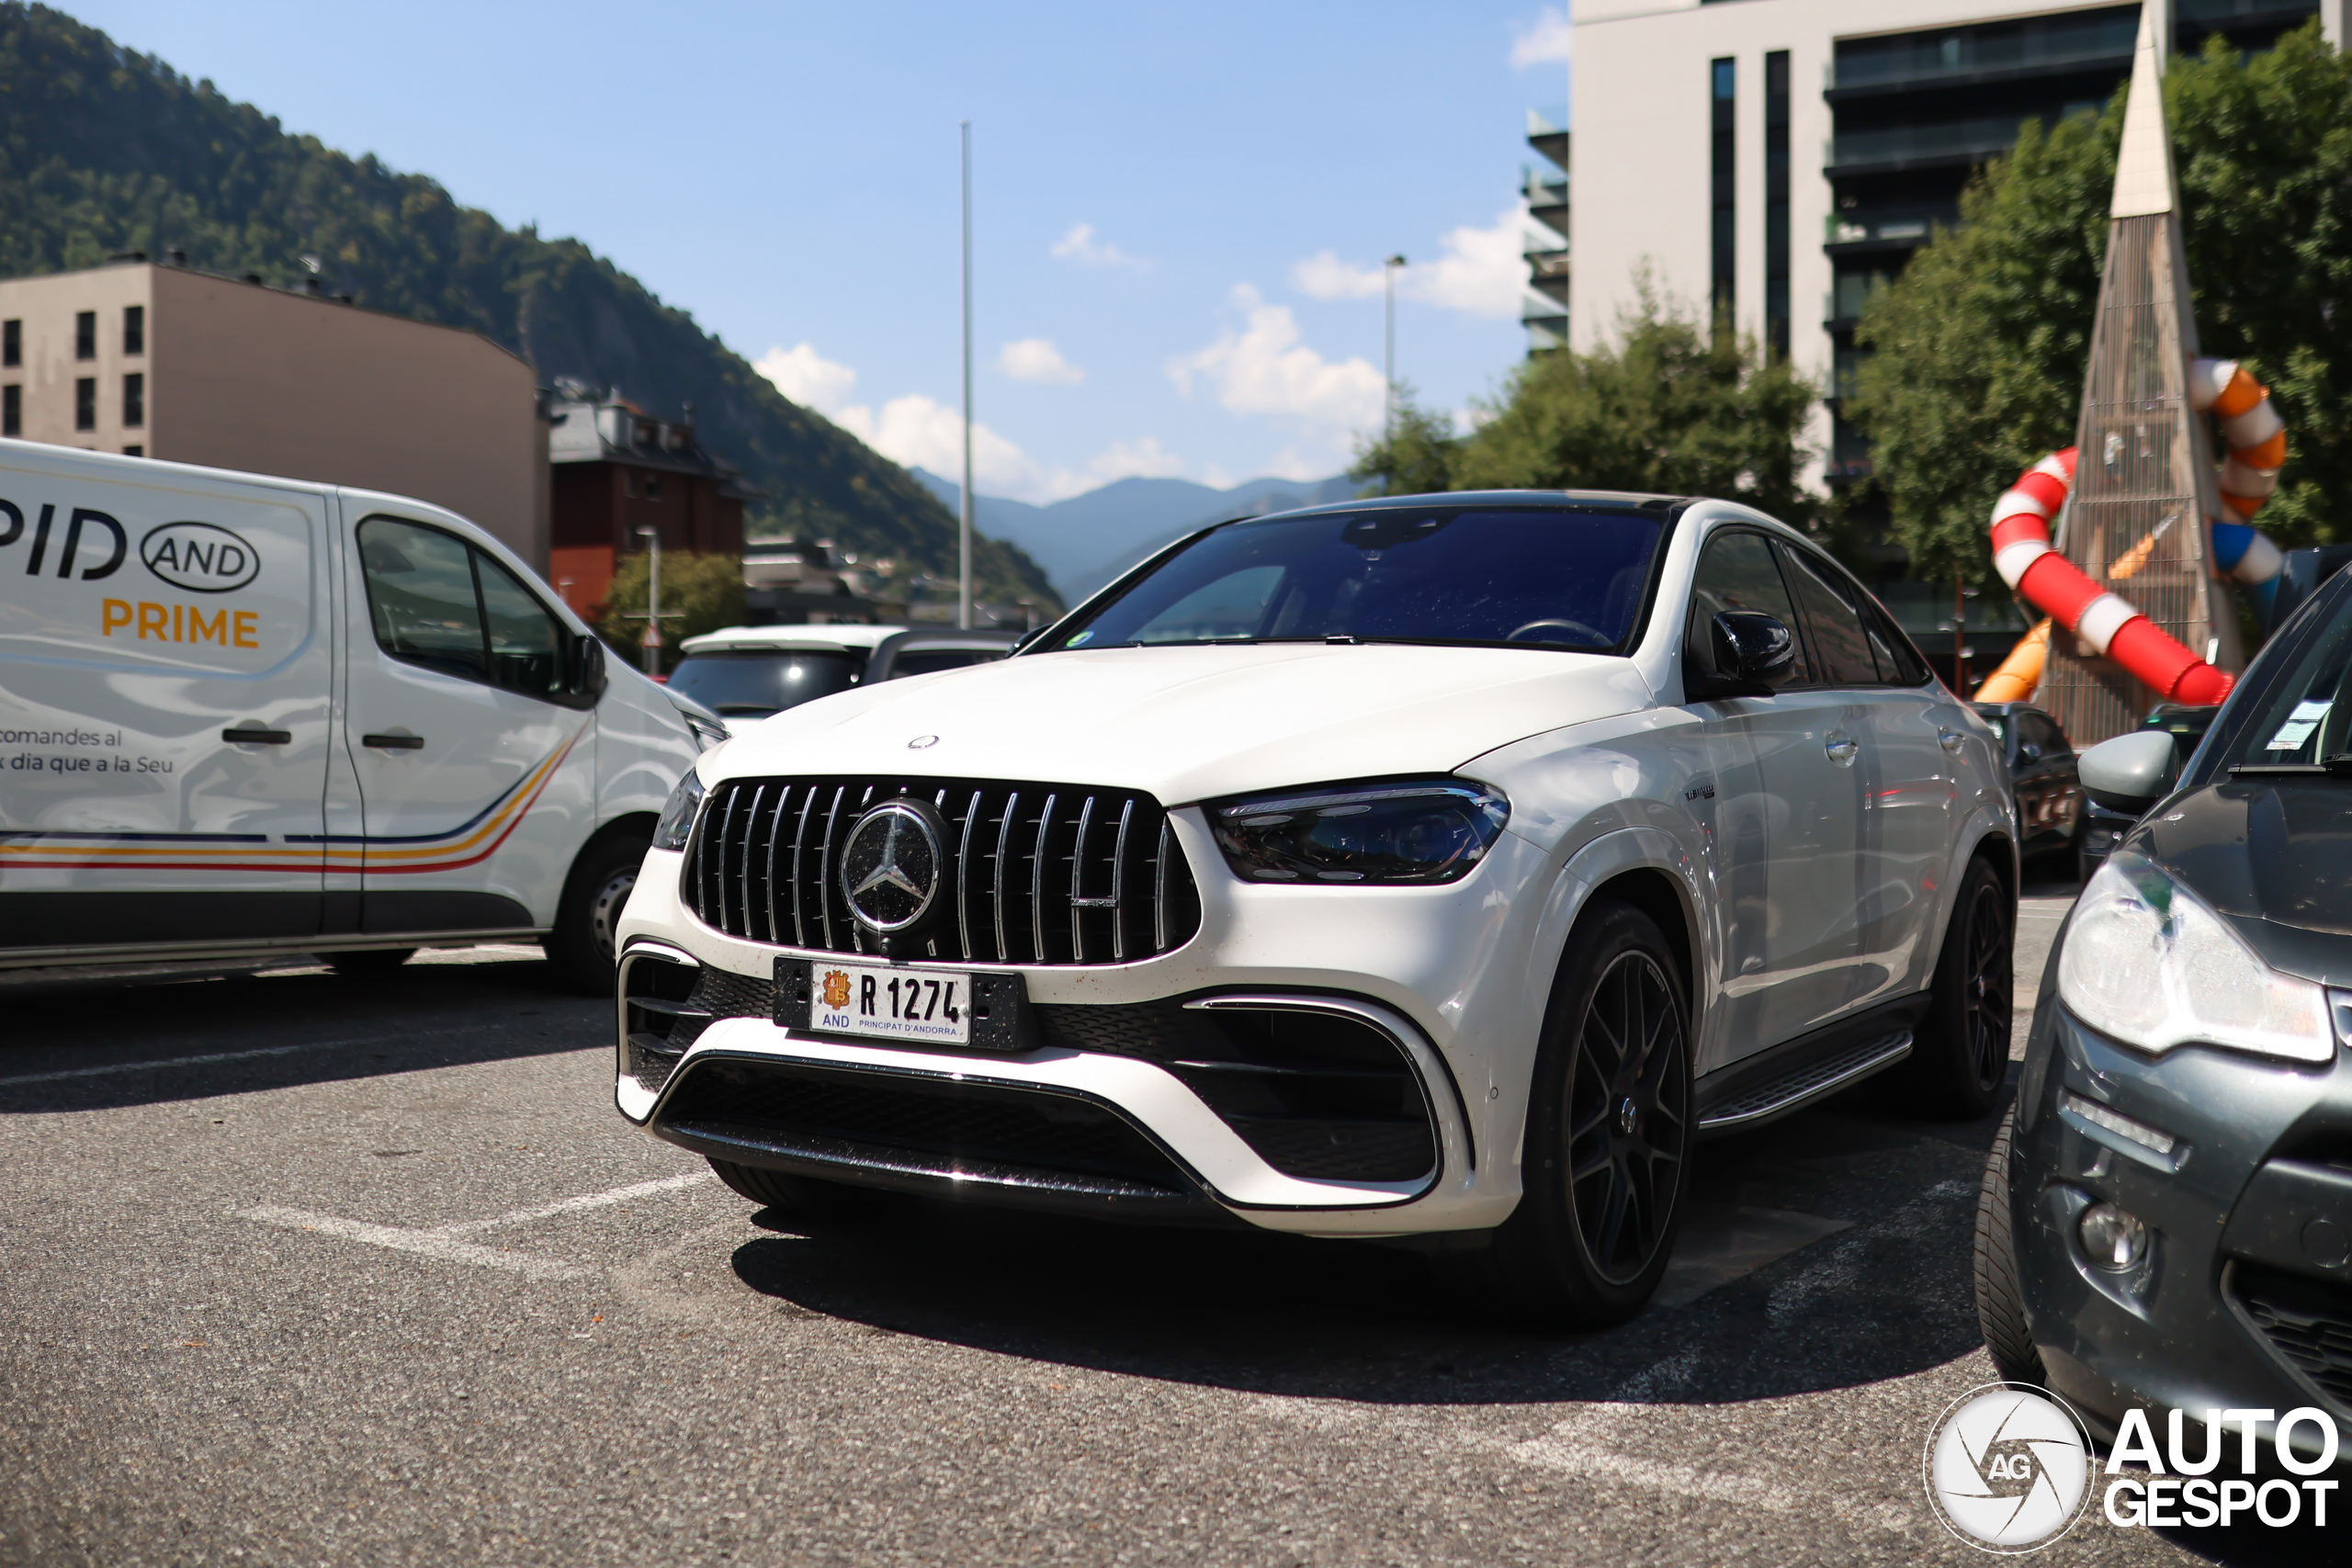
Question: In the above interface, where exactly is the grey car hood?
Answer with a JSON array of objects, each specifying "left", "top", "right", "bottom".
[{"left": 2137, "top": 781, "right": 2352, "bottom": 986}]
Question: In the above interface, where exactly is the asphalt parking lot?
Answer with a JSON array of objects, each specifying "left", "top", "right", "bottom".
[{"left": 0, "top": 877, "right": 2320, "bottom": 1566}]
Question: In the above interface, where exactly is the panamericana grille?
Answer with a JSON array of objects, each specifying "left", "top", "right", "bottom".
[{"left": 683, "top": 775, "right": 1201, "bottom": 965}]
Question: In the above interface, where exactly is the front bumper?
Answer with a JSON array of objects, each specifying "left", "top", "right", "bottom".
[
  {"left": 2011, "top": 999, "right": 2352, "bottom": 1463},
  {"left": 609, "top": 822, "right": 1544, "bottom": 1235}
]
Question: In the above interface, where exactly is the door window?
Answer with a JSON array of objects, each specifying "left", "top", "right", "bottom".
[
  {"left": 1685, "top": 530, "right": 1810, "bottom": 689},
  {"left": 2019, "top": 711, "right": 2069, "bottom": 760},
  {"left": 1860, "top": 597, "right": 1931, "bottom": 685},
  {"left": 359, "top": 519, "right": 488, "bottom": 683},
  {"left": 358, "top": 516, "right": 582, "bottom": 705},
  {"left": 477, "top": 553, "right": 565, "bottom": 700},
  {"left": 1776, "top": 543, "right": 1879, "bottom": 687}
]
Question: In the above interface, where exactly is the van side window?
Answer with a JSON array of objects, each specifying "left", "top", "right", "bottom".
[
  {"left": 476, "top": 553, "right": 565, "bottom": 699},
  {"left": 1684, "top": 530, "right": 1811, "bottom": 691},
  {"left": 1775, "top": 542, "right": 1878, "bottom": 686},
  {"left": 360, "top": 519, "right": 488, "bottom": 683}
]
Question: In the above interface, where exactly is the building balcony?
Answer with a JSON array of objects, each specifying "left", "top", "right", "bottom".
[
  {"left": 1524, "top": 243, "right": 1570, "bottom": 281},
  {"left": 1527, "top": 272, "right": 1568, "bottom": 308},
  {"left": 1525, "top": 105, "right": 1568, "bottom": 175},
  {"left": 1825, "top": 115, "right": 2050, "bottom": 175}
]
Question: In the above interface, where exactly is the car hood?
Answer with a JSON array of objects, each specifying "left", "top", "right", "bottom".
[
  {"left": 2137, "top": 780, "right": 2352, "bottom": 985},
  {"left": 704, "top": 642, "right": 1655, "bottom": 805}
]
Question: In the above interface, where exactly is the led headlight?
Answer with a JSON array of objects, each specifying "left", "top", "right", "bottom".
[
  {"left": 650, "top": 769, "right": 706, "bottom": 852},
  {"left": 1210, "top": 778, "right": 1508, "bottom": 885},
  {"left": 2057, "top": 852, "right": 2332, "bottom": 1063}
]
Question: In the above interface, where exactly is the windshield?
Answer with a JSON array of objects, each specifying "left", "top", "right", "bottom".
[
  {"left": 665, "top": 649, "right": 862, "bottom": 717},
  {"left": 1047, "top": 506, "right": 1668, "bottom": 653},
  {"left": 2210, "top": 594, "right": 2352, "bottom": 772}
]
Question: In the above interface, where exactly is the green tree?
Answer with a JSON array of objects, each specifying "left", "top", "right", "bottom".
[
  {"left": 1353, "top": 288, "right": 1820, "bottom": 525},
  {"left": 1849, "top": 22, "right": 2352, "bottom": 585},
  {"left": 595, "top": 551, "right": 744, "bottom": 675}
]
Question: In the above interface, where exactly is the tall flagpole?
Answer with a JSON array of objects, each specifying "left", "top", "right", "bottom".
[{"left": 959, "top": 120, "right": 974, "bottom": 631}]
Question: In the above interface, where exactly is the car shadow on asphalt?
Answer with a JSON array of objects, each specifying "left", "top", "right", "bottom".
[
  {"left": 0, "top": 954, "right": 603, "bottom": 1113},
  {"left": 725, "top": 1079, "right": 2017, "bottom": 1409}
]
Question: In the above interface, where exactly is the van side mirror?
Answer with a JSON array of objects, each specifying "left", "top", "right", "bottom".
[
  {"left": 2078, "top": 730, "right": 2177, "bottom": 815},
  {"left": 1688, "top": 611, "right": 1794, "bottom": 700},
  {"left": 569, "top": 634, "right": 607, "bottom": 704}
]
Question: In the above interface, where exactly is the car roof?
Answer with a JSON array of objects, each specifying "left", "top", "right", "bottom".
[
  {"left": 1230, "top": 489, "right": 1696, "bottom": 525},
  {"left": 680, "top": 624, "right": 906, "bottom": 655}
]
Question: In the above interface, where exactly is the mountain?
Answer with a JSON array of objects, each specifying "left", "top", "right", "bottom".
[
  {"left": 915, "top": 470, "right": 1365, "bottom": 603},
  {"left": 0, "top": 3, "right": 1057, "bottom": 610}
]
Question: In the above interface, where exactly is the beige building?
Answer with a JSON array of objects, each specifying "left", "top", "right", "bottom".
[{"left": 0, "top": 256, "right": 548, "bottom": 568}]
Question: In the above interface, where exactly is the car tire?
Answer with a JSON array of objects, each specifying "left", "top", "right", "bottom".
[
  {"left": 326, "top": 947, "right": 417, "bottom": 976},
  {"left": 546, "top": 829, "right": 650, "bottom": 996},
  {"left": 1890, "top": 855, "right": 2012, "bottom": 1119},
  {"left": 1444, "top": 898, "right": 1692, "bottom": 1329},
  {"left": 1973, "top": 1104, "right": 2047, "bottom": 1385}
]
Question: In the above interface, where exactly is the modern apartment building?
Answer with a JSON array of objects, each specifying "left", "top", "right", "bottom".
[
  {"left": 0, "top": 255, "right": 548, "bottom": 567},
  {"left": 1553, "top": 0, "right": 2336, "bottom": 480}
]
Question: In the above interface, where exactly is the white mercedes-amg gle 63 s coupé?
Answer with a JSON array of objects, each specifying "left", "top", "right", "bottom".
[{"left": 613, "top": 491, "right": 2015, "bottom": 1325}]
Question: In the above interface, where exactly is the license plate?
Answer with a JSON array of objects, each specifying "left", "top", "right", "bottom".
[{"left": 808, "top": 961, "right": 973, "bottom": 1046}]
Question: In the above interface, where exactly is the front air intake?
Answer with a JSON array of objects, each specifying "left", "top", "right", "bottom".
[{"left": 682, "top": 776, "right": 1202, "bottom": 966}]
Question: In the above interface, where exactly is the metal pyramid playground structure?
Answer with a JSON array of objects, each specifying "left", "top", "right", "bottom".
[{"left": 2035, "top": 8, "right": 2241, "bottom": 749}]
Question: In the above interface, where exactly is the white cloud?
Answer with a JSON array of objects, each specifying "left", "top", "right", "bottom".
[
  {"left": 1510, "top": 6, "right": 1572, "bottom": 69},
  {"left": 1168, "top": 285, "right": 1386, "bottom": 440},
  {"left": 1042, "top": 437, "right": 1186, "bottom": 501},
  {"left": 998, "top": 337, "right": 1085, "bottom": 384},
  {"left": 1289, "top": 206, "right": 1534, "bottom": 321},
  {"left": 832, "top": 394, "right": 1043, "bottom": 499},
  {"left": 754, "top": 342, "right": 859, "bottom": 413},
  {"left": 1049, "top": 221, "right": 1150, "bottom": 269}
]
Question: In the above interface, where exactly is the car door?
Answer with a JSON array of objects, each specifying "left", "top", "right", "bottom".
[
  {"left": 343, "top": 510, "right": 596, "bottom": 936},
  {"left": 1681, "top": 528, "right": 1869, "bottom": 1065},
  {"left": 2016, "top": 711, "right": 2077, "bottom": 852},
  {"left": 1777, "top": 540, "right": 1951, "bottom": 1010},
  {"left": 0, "top": 463, "right": 329, "bottom": 948}
]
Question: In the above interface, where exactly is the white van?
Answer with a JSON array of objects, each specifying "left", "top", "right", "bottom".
[{"left": 0, "top": 442, "right": 715, "bottom": 989}]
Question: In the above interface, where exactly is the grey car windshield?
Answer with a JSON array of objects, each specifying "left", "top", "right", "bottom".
[
  {"left": 665, "top": 650, "right": 861, "bottom": 717},
  {"left": 1051, "top": 507, "right": 1667, "bottom": 653},
  {"left": 2211, "top": 591, "right": 2352, "bottom": 771}
]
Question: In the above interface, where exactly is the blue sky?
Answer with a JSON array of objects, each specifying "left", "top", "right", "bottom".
[{"left": 74, "top": 1, "right": 1574, "bottom": 502}]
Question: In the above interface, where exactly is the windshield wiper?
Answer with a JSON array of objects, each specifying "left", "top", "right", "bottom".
[{"left": 2229, "top": 754, "right": 2352, "bottom": 777}]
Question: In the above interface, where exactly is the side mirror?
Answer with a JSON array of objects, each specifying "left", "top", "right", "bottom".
[
  {"left": 1688, "top": 611, "right": 1794, "bottom": 700},
  {"left": 1012, "top": 626, "right": 1051, "bottom": 653},
  {"left": 571, "top": 633, "right": 608, "bottom": 703},
  {"left": 2077, "top": 730, "right": 2177, "bottom": 815}
]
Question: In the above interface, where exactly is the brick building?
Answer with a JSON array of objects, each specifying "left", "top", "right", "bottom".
[{"left": 545, "top": 390, "right": 756, "bottom": 619}]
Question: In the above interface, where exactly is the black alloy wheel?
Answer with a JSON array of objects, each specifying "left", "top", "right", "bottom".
[
  {"left": 1567, "top": 949, "right": 1690, "bottom": 1286},
  {"left": 1891, "top": 856, "right": 2013, "bottom": 1118},
  {"left": 1442, "top": 897, "right": 1692, "bottom": 1327}
]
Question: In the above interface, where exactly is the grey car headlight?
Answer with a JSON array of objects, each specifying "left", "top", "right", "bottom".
[
  {"left": 651, "top": 770, "right": 706, "bottom": 853},
  {"left": 2057, "top": 852, "right": 2332, "bottom": 1063},
  {"left": 1209, "top": 778, "right": 1508, "bottom": 885}
]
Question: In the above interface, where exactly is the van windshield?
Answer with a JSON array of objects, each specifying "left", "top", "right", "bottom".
[
  {"left": 1046, "top": 506, "right": 1667, "bottom": 653},
  {"left": 667, "top": 650, "right": 861, "bottom": 717}
]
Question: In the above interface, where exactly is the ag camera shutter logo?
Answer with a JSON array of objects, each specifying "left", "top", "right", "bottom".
[
  {"left": 141, "top": 522, "right": 260, "bottom": 592},
  {"left": 1923, "top": 1383, "right": 2094, "bottom": 1552}
]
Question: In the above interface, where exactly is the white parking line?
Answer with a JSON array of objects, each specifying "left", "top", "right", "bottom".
[
  {"left": 0, "top": 1024, "right": 507, "bottom": 1088},
  {"left": 238, "top": 1171, "right": 717, "bottom": 1280}
]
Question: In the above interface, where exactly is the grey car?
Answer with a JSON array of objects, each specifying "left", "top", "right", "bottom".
[{"left": 1974, "top": 568, "right": 2352, "bottom": 1468}]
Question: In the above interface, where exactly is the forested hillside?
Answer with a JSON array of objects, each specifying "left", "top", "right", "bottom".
[{"left": 0, "top": 3, "right": 1057, "bottom": 607}]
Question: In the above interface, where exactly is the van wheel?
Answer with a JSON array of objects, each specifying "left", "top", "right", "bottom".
[
  {"left": 1973, "top": 1105, "right": 2047, "bottom": 1385},
  {"left": 546, "top": 830, "right": 650, "bottom": 995},
  {"left": 1890, "top": 856, "right": 2012, "bottom": 1119},
  {"left": 327, "top": 948, "right": 415, "bottom": 976},
  {"left": 1442, "top": 898, "right": 1690, "bottom": 1328}
]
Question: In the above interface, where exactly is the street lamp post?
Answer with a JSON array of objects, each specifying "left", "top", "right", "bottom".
[
  {"left": 1384, "top": 254, "right": 1407, "bottom": 445},
  {"left": 959, "top": 119, "right": 975, "bottom": 632},
  {"left": 636, "top": 525, "right": 662, "bottom": 676}
]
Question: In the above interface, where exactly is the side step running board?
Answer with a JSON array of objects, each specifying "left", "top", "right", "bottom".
[{"left": 1696, "top": 1031, "right": 1913, "bottom": 1134}]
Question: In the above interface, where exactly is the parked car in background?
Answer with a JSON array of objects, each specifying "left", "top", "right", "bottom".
[
  {"left": 2077, "top": 702, "right": 2222, "bottom": 882},
  {"left": 615, "top": 491, "right": 2017, "bottom": 1328},
  {"left": 1974, "top": 563, "right": 2352, "bottom": 1467},
  {"left": 664, "top": 625, "right": 1020, "bottom": 721},
  {"left": 1972, "top": 701, "right": 2081, "bottom": 864},
  {"left": 0, "top": 441, "right": 713, "bottom": 991}
]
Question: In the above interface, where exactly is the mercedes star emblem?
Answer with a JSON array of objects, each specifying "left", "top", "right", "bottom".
[
  {"left": 839, "top": 801, "right": 944, "bottom": 934},
  {"left": 908, "top": 734, "right": 940, "bottom": 750}
]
